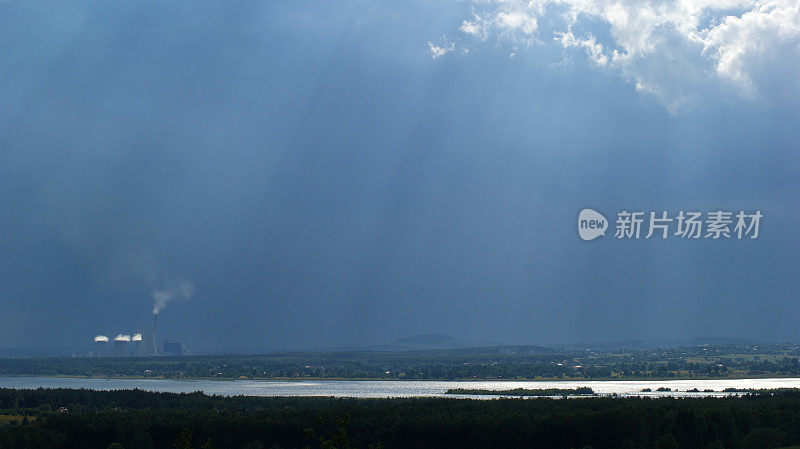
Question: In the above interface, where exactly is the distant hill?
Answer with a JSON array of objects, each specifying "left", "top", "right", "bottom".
[
  {"left": 555, "top": 337, "right": 765, "bottom": 352},
  {"left": 391, "top": 334, "right": 554, "bottom": 353},
  {"left": 687, "top": 337, "right": 752, "bottom": 346},
  {"left": 396, "top": 334, "right": 457, "bottom": 345}
]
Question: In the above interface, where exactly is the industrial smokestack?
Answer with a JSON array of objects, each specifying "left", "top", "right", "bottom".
[
  {"left": 150, "top": 279, "right": 192, "bottom": 357},
  {"left": 153, "top": 313, "right": 158, "bottom": 356},
  {"left": 94, "top": 335, "right": 109, "bottom": 357}
]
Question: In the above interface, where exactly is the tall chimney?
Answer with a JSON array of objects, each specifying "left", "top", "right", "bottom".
[{"left": 153, "top": 313, "right": 158, "bottom": 356}]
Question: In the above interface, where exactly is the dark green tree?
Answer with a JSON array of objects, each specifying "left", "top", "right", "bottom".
[{"left": 175, "top": 428, "right": 193, "bottom": 449}]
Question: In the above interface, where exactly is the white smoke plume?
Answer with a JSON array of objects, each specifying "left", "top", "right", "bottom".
[{"left": 152, "top": 279, "right": 194, "bottom": 315}]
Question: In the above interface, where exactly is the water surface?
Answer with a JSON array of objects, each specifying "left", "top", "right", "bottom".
[{"left": 2, "top": 377, "right": 799, "bottom": 398}]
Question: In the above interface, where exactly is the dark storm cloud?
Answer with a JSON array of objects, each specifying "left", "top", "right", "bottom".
[{"left": 0, "top": 0, "right": 797, "bottom": 351}]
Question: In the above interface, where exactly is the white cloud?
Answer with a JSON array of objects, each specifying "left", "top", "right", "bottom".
[
  {"left": 496, "top": 10, "right": 538, "bottom": 34},
  {"left": 442, "top": 0, "right": 800, "bottom": 109},
  {"left": 556, "top": 30, "right": 608, "bottom": 66},
  {"left": 459, "top": 20, "right": 483, "bottom": 36},
  {"left": 428, "top": 36, "right": 455, "bottom": 59},
  {"left": 459, "top": 13, "right": 490, "bottom": 40},
  {"left": 703, "top": 1, "right": 800, "bottom": 95}
]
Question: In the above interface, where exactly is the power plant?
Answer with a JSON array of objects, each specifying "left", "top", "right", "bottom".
[
  {"left": 91, "top": 313, "right": 181, "bottom": 357},
  {"left": 91, "top": 285, "right": 191, "bottom": 357}
]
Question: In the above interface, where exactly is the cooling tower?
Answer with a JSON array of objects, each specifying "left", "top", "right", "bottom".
[
  {"left": 113, "top": 334, "right": 131, "bottom": 357},
  {"left": 94, "top": 335, "right": 109, "bottom": 357},
  {"left": 132, "top": 332, "right": 143, "bottom": 356}
]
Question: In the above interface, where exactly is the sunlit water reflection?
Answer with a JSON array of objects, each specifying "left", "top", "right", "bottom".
[{"left": 2, "top": 377, "right": 800, "bottom": 399}]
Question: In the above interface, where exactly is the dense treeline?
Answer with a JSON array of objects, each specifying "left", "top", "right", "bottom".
[
  {"left": 3, "top": 388, "right": 800, "bottom": 448},
  {"left": 446, "top": 387, "right": 596, "bottom": 396},
  {"left": 1, "top": 343, "right": 800, "bottom": 380}
]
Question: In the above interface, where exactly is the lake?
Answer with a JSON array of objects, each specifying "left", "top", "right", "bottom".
[{"left": 2, "top": 377, "right": 799, "bottom": 398}]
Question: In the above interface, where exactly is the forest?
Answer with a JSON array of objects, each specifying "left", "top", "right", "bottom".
[{"left": 2, "top": 387, "right": 800, "bottom": 448}]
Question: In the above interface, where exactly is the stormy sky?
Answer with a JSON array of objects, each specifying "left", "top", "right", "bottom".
[{"left": 0, "top": 0, "right": 798, "bottom": 352}]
